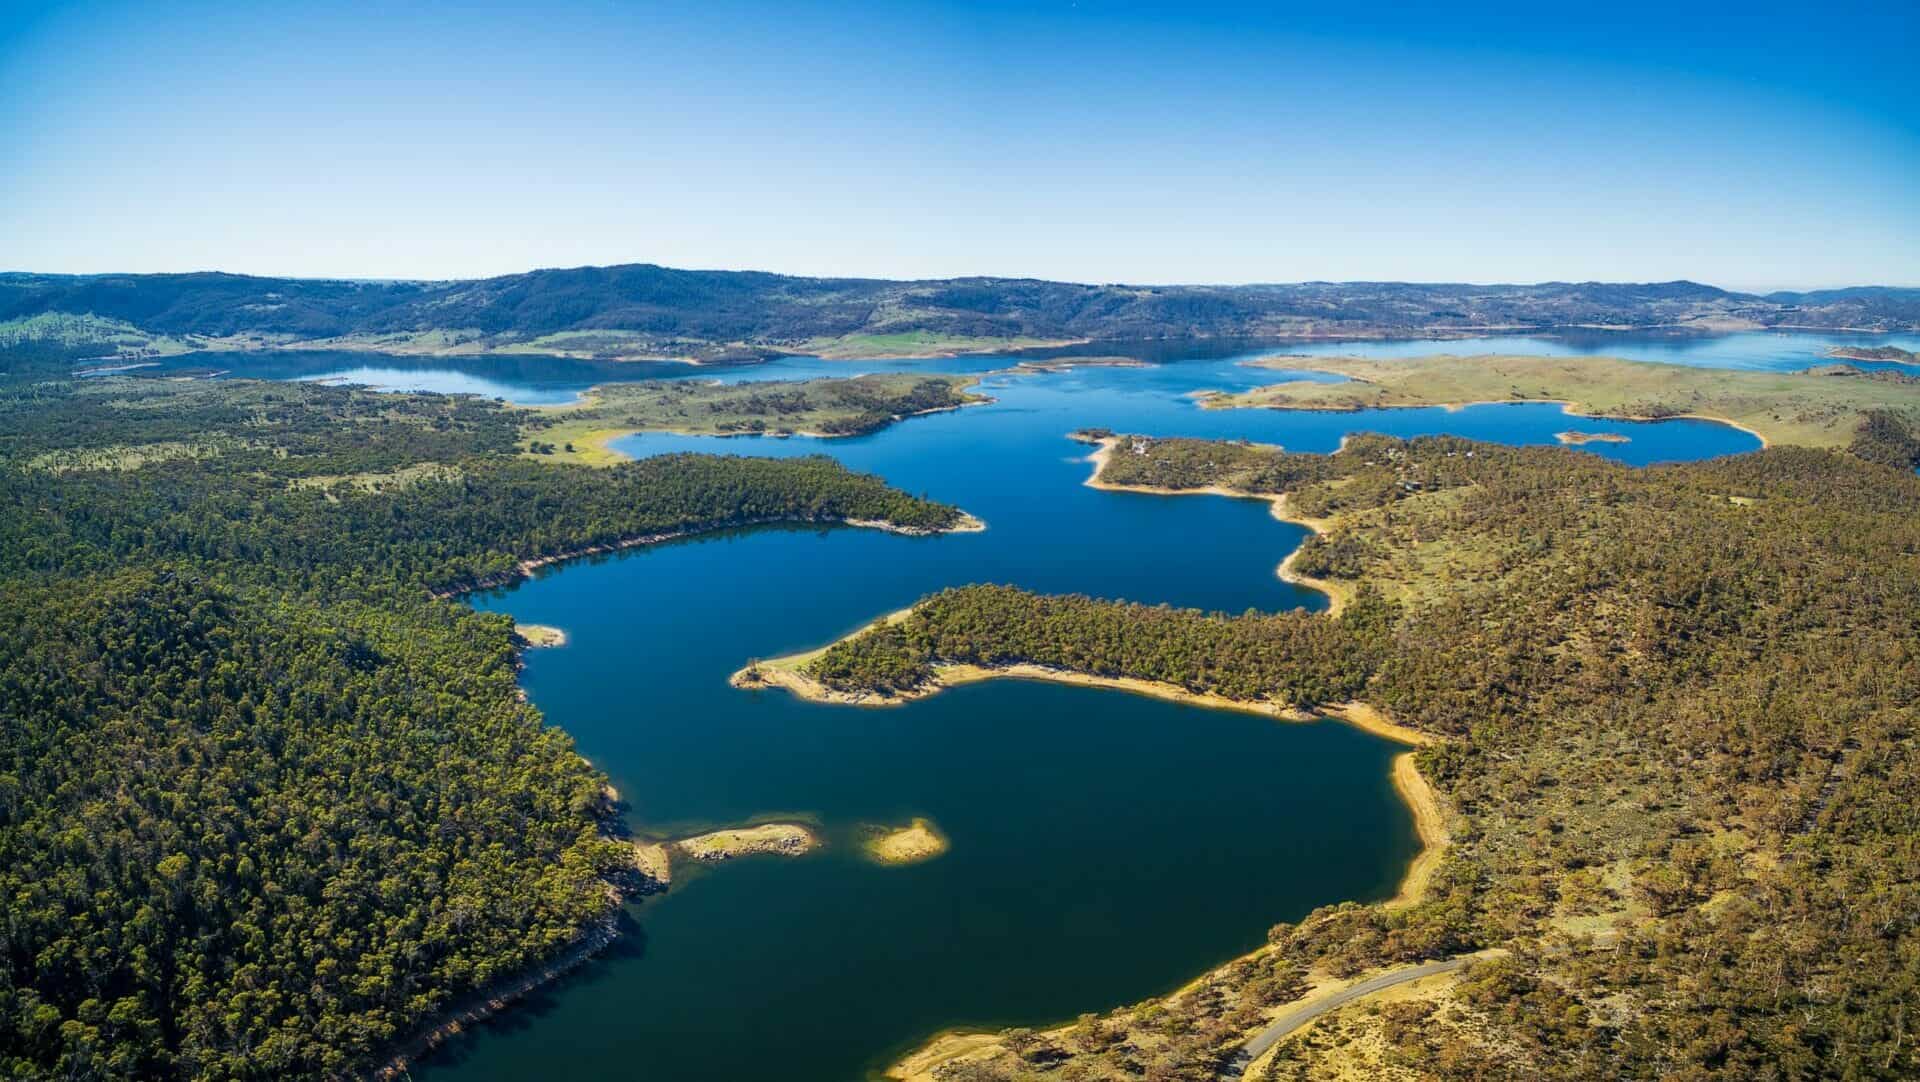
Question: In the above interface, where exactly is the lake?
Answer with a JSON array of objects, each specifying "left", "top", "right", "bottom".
[
  {"left": 127, "top": 328, "right": 1920, "bottom": 406},
  {"left": 191, "top": 335, "right": 1791, "bottom": 1079}
]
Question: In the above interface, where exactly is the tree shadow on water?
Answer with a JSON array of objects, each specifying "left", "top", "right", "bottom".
[{"left": 410, "top": 909, "right": 649, "bottom": 1073}]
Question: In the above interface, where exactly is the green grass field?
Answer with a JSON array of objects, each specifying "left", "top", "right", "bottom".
[{"left": 0, "top": 313, "right": 200, "bottom": 359}]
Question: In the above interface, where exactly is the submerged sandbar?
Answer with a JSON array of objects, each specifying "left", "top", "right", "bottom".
[{"left": 860, "top": 818, "right": 950, "bottom": 865}]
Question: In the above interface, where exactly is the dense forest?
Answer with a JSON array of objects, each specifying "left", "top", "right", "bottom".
[
  {"left": 5, "top": 265, "right": 1917, "bottom": 363},
  {"left": 0, "top": 369, "right": 961, "bottom": 1079},
  {"left": 810, "top": 584, "right": 1388, "bottom": 706},
  {"left": 824, "top": 429, "right": 1920, "bottom": 1080}
]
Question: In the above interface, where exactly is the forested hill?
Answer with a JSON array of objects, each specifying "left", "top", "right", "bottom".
[{"left": 4, "top": 266, "right": 1918, "bottom": 363}]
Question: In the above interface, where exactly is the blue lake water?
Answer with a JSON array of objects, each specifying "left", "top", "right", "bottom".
[
  {"left": 186, "top": 336, "right": 1792, "bottom": 1079},
  {"left": 131, "top": 329, "right": 1920, "bottom": 406}
]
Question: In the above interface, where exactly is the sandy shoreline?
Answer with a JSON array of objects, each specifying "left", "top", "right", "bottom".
[
  {"left": 735, "top": 631, "right": 1451, "bottom": 915},
  {"left": 884, "top": 734, "right": 1452, "bottom": 1081},
  {"left": 407, "top": 422, "right": 1441, "bottom": 1081},
  {"left": 728, "top": 450, "right": 1457, "bottom": 1081},
  {"left": 1384, "top": 751, "right": 1448, "bottom": 909},
  {"left": 738, "top": 649, "right": 1322, "bottom": 722}
]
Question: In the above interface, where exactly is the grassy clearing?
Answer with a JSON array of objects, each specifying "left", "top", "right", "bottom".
[
  {"left": 291, "top": 462, "right": 464, "bottom": 493},
  {"left": 1213, "top": 353, "right": 1920, "bottom": 449},
  {"left": 798, "top": 331, "right": 1082, "bottom": 359},
  {"left": 499, "top": 330, "right": 696, "bottom": 360},
  {"left": 285, "top": 329, "right": 490, "bottom": 354},
  {"left": 0, "top": 313, "right": 199, "bottom": 358},
  {"left": 28, "top": 439, "right": 233, "bottom": 472}
]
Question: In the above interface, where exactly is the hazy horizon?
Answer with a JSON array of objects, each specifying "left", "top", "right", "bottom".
[
  {"left": 3, "top": 260, "right": 1915, "bottom": 296},
  {"left": 3, "top": 1, "right": 1916, "bottom": 291}
]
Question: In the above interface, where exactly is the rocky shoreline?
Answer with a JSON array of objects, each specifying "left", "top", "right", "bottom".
[{"left": 374, "top": 911, "right": 625, "bottom": 1080}]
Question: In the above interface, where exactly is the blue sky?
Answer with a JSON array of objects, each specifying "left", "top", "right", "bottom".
[{"left": 1, "top": 0, "right": 1914, "bottom": 289}]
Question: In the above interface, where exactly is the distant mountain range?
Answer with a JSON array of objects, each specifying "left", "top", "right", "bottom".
[{"left": 3, "top": 264, "right": 1916, "bottom": 365}]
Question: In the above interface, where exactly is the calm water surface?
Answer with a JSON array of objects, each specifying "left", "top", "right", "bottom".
[
  {"left": 188, "top": 337, "right": 1789, "bottom": 1079},
  {"left": 131, "top": 328, "right": 1920, "bottom": 403}
]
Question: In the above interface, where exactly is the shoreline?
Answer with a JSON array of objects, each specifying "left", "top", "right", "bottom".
[
  {"left": 534, "top": 393, "right": 992, "bottom": 466},
  {"left": 433, "top": 511, "right": 984, "bottom": 599},
  {"left": 798, "top": 336, "right": 1089, "bottom": 360},
  {"left": 105, "top": 324, "right": 1918, "bottom": 373},
  {"left": 738, "top": 649, "right": 1431, "bottom": 748},
  {"left": 881, "top": 703, "right": 1449, "bottom": 1082},
  {"left": 1207, "top": 382, "right": 1774, "bottom": 449},
  {"left": 1078, "top": 435, "right": 1353, "bottom": 616},
  {"left": 1384, "top": 750, "right": 1448, "bottom": 909},
  {"left": 725, "top": 453, "right": 1454, "bottom": 1081},
  {"left": 733, "top": 624, "right": 1346, "bottom": 725},
  {"left": 734, "top": 632, "right": 1449, "bottom": 903},
  {"left": 386, "top": 509, "right": 980, "bottom": 1075},
  {"left": 376, "top": 911, "right": 624, "bottom": 1079},
  {"left": 410, "top": 422, "right": 1430, "bottom": 1082}
]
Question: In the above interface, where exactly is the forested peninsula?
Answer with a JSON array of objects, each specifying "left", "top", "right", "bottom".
[
  {"left": 526, "top": 372, "right": 982, "bottom": 464},
  {"left": 773, "top": 424, "right": 1920, "bottom": 1080},
  {"left": 0, "top": 360, "right": 969, "bottom": 1079},
  {"left": 5, "top": 267, "right": 1918, "bottom": 365}
]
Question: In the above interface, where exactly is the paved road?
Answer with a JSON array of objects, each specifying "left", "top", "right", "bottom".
[{"left": 1220, "top": 956, "right": 1474, "bottom": 1079}]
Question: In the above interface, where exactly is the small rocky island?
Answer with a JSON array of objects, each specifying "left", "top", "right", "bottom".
[
  {"left": 630, "top": 822, "right": 821, "bottom": 887},
  {"left": 1825, "top": 344, "right": 1918, "bottom": 363},
  {"left": 1555, "top": 430, "right": 1631, "bottom": 446},
  {"left": 513, "top": 622, "right": 568, "bottom": 647}
]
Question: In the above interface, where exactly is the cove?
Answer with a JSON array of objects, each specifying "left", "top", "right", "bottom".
[{"left": 410, "top": 346, "right": 1766, "bottom": 1081}]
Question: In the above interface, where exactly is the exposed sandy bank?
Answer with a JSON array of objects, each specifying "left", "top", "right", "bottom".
[
  {"left": 861, "top": 818, "right": 950, "bottom": 865},
  {"left": 513, "top": 622, "right": 568, "bottom": 647},
  {"left": 631, "top": 841, "right": 672, "bottom": 885}
]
